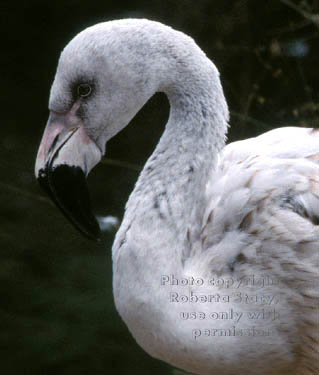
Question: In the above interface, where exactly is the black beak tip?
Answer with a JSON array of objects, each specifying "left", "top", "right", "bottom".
[{"left": 37, "top": 165, "right": 102, "bottom": 242}]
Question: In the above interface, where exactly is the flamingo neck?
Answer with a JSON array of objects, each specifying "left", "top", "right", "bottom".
[{"left": 113, "top": 60, "right": 228, "bottom": 272}]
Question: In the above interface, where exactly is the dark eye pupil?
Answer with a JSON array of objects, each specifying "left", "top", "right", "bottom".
[{"left": 77, "top": 83, "right": 91, "bottom": 97}]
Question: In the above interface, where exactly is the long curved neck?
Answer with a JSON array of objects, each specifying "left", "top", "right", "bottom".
[{"left": 113, "top": 58, "right": 228, "bottom": 272}]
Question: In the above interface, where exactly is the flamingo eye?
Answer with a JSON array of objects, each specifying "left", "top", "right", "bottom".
[{"left": 77, "top": 83, "right": 92, "bottom": 98}]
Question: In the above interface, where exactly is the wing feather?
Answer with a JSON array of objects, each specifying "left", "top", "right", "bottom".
[{"left": 188, "top": 127, "right": 319, "bottom": 274}]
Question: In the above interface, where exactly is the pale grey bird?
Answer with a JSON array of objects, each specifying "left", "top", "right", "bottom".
[{"left": 35, "top": 19, "right": 318, "bottom": 375}]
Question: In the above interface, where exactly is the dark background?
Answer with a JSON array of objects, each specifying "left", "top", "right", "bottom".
[{"left": 1, "top": 1, "right": 318, "bottom": 374}]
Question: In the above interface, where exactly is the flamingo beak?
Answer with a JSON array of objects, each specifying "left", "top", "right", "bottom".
[{"left": 35, "top": 106, "right": 102, "bottom": 240}]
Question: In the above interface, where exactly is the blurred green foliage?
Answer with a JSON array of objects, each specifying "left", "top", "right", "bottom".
[{"left": 1, "top": 0, "right": 318, "bottom": 373}]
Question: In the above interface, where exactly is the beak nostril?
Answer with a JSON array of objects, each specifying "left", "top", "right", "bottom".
[
  {"left": 48, "top": 133, "right": 60, "bottom": 156},
  {"left": 48, "top": 127, "right": 79, "bottom": 169}
]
